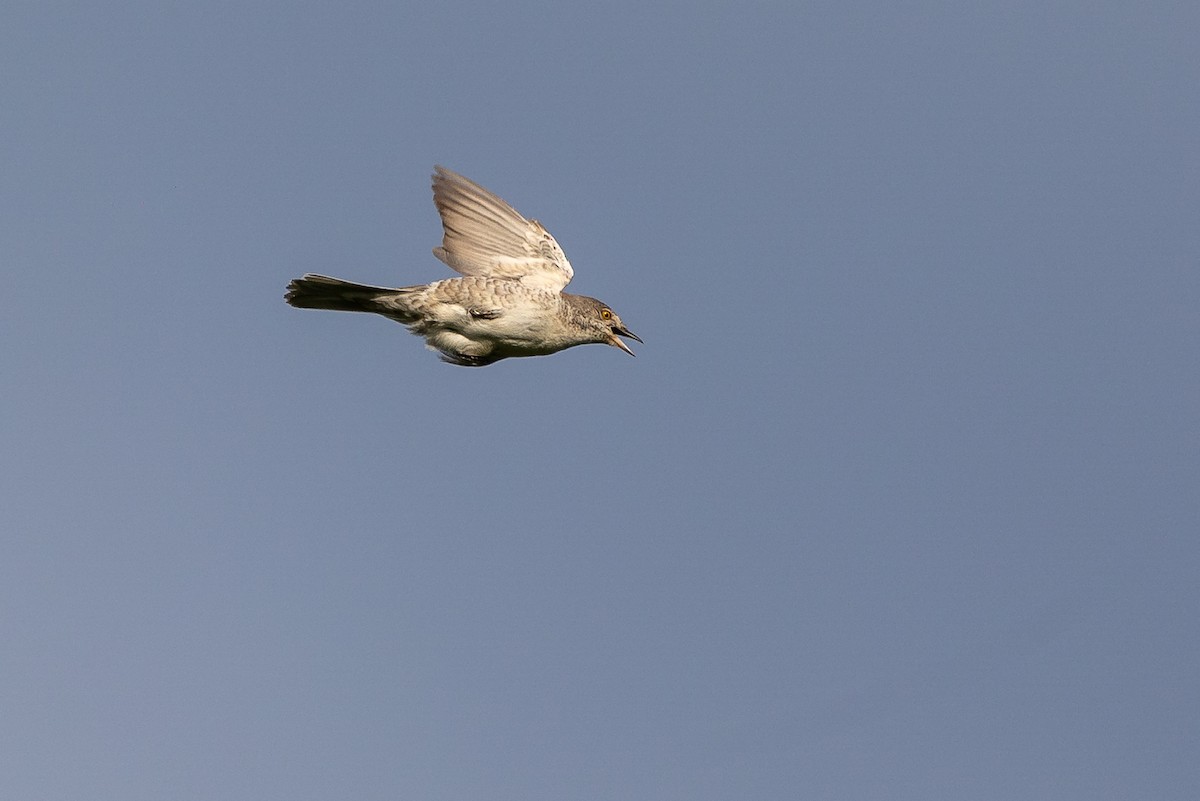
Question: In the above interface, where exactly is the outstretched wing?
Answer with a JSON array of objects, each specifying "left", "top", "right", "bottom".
[{"left": 430, "top": 166, "right": 574, "bottom": 292}]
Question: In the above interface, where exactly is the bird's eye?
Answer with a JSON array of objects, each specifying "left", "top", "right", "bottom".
[{"left": 600, "top": 308, "right": 612, "bottom": 320}]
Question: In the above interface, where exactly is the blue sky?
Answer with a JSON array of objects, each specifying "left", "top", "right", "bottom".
[{"left": 2, "top": 2, "right": 1197, "bottom": 799}]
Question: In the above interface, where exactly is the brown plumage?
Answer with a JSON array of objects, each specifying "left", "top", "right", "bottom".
[{"left": 286, "top": 167, "right": 640, "bottom": 366}]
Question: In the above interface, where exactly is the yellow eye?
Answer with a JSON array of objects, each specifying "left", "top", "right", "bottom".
[{"left": 601, "top": 308, "right": 612, "bottom": 320}]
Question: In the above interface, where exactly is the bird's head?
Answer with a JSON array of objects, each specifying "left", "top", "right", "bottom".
[{"left": 569, "top": 295, "right": 642, "bottom": 356}]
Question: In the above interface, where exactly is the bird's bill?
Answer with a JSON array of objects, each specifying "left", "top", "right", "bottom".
[
  {"left": 608, "top": 326, "right": 641, "bottom": 357},
  {"left": 615, "top": 325, "right": 643, "bottom": 344}
]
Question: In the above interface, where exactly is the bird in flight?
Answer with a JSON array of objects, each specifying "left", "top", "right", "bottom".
[{"left": 285, "top": 166, "right": 640, "bottom": 366}]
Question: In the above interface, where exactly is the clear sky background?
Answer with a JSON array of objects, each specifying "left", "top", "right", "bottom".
[{"left": 3, "top": 2, "right": 1197, "bottom": 799}]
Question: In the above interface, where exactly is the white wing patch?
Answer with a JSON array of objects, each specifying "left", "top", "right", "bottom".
[{"left": 431, "top": 166, "right": 574, "bottom": 292}]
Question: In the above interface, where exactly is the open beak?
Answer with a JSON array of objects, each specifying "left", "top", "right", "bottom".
[{"left": 609, "top": 325, "right": 642, "bottom": 357}]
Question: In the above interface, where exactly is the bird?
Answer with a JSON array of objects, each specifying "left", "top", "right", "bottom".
[{"left": 285, "top": 166, "right": 641, "bottom": 366}]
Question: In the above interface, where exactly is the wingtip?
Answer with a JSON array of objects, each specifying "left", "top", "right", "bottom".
[{"left": 432, "top": 164, "right": 463, "bottom": 183}]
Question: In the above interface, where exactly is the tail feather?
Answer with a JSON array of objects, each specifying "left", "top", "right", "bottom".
[{"left": 285, "top": 274, "right": 396, "bottom": 314}]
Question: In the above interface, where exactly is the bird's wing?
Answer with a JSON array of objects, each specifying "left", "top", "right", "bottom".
[{"left": 430, "top": 166, "right": 574, "bottom": 292}]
